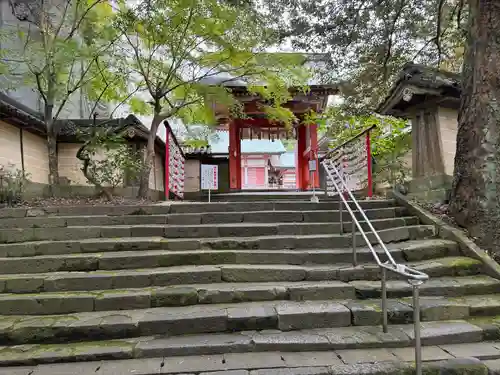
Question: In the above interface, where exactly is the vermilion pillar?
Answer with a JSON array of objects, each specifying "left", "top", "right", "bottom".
[
  {"left": 309, "top": 123, "right": 319, "bottom": 189},
  {"left": 229, "top": 121, "right": 241, "bottom": 190},
  {"left": 296, "top": 124, "right": 308, "bottom": 190}
]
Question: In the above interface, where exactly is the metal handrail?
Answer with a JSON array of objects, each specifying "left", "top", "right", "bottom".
[
  {"left": 321, "top": 158, "right": 428, "bottom": 375},
  {"left": 320, "top": 124, "right": 377, "bottom": 161}
]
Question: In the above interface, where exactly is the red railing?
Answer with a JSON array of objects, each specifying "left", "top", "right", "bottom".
[
  {"left": 164, "top": 122, "right": 185, "bottom": 199},
  {"left": 322, "top": 125, "right": 375, "bottom": 197}
]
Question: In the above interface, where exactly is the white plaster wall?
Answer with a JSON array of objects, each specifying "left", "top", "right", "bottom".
[
  {"left": 58, "top": 143, "right": 89, "bottom": 185},
  {"left": 22, "top": 130, "right": 49, "bottom": 183},
  {"left": 184, "top": 159, "right": 200, "bottom": 193},
  {"left": 153, "top": 153, "right": 164, "bottom": 191},
  {"left": 438, "top": 107, "right": 458, "bottom": 176},
  {"left": 0, "top": 120, "right": 22, "bottom": 172}
]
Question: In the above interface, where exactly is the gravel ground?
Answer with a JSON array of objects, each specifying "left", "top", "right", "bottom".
[{"left": 10, "top": 196, "right": 156, "bottom": 208}]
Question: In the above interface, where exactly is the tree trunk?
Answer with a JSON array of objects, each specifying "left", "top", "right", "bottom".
[
  {"left": 45, "top": 103, "right": 59, "bottom": 196},
  {"left": 76, "top": 143, "right": 114, "bottom": 201},
  {"left": 449, "top": 0, "right": 500, "bottom": 254},
  {"left": 137, "top": 114, "right": 162, "bottom": 199}
]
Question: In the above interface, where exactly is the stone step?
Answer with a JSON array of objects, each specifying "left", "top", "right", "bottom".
[
  {"left": 206, "top": 191, "right": 359, "bottom": 201},
  {"left": 0, "top": 241, "right": 462, "bottom": 275},
  {"left": 0, "top": 237, "right": 455, "bottom": 261},
  {"left": 166, "top": 225, "right": 435, "bottom": 250},
  {"left": 0, "top": 266, "right": 358, "bottom": 294},
  {"left": 0, "top": 320, "right": 491, "bottom": 367},
  {"left": 0, "top": 207, "right": 409, "bottom": 229},
  {"left": 0, "top": 200, "right": 396, "bottom": 219},
  {"left": 0, "top": 255, "right": 476, "bottom": 294},
  {"left": 0, "top": 217, "right": 419, "bottom": 244},
  {"left": 352, "top": 275, "right": 500, "bottom": 299},
  {"left": 1, "top": 356, "right": 490, "bottom": 375},
  {"left": 0, "top": 225, "right": 436, "bottom": 252},
  {"left": 0, "top": 296, "right": 489, "bottom": 345},
  {"left": 0, "top": 274, "right": 498, "bottom": 316}
]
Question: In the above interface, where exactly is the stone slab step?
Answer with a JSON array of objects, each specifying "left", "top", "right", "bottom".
[
  {"left": 0, "top": 280, "right": 355, "bottom": 313},
  {"left": 0, "top": 217, "right": 419, "bottom": 243},
  {"left": 0, "top": 255, "right": 478, "bottom": 294},
  {"left": 352, "top": 275, "right": 500, "bottom": 299},
  {"left": 0, "top": 224, "right": 436, "bottom": 250},
  {"left": 0, "top": 208, "right": 409, "bottom": 229},
  {"left": 165, "top": 225, "right": 435, "bottom": 251},
  {"left": 0, "top": 265, "right": 364, "bottom": 294},
  {"left": 0, "top": 200, "right": 396, "bottom": 219},
  {"left": 2, "top": 357, "right": 490, "bottom": 375},
  {"left": 0, "top": 244, "right": 471, "bottom": 280},
  {"left": 0, "top": 321, "right": 490, "bottom": 367},
  {"left": 0, "top": 272, "right": 498, "bottom": 317},
  {"left": 207, "top": 191, "right": 365, "bottom": 201},
  {"left": 0, "top": 236, "right": 455, "bottom": 262}
]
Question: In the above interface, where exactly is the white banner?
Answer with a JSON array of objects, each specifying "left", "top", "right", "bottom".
[{"left": 201, "top": 164, "right": 218, "bottom": 190}]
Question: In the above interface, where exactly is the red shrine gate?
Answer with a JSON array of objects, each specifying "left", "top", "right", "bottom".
[
  {"left": 228, "top": 118, "right": 319, "bottom": 190},
  {"left": 216, "top": 85, "right": 338, "bottom": 191}
]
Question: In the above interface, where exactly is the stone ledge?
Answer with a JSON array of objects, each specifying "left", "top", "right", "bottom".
[
  {"left": 390, "top": 190, "right": 500, "bottom": 281},
  {"left": 0, "top": 347, "right": 492, "bottom": 374},
  {"left": 0, "top": 200, "right": 397, "bottom": 219}
]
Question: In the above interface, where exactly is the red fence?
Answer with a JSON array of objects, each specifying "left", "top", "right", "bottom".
[
  {"left": 322, "top": 125, "right": 374, "bottom": 197},
  {"left": 164, "top": 122, "right": 185, "bottom": 199}
]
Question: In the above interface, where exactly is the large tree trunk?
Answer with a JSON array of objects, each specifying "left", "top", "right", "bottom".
[
  {"left": 137, "top": 114, "right": 162, "bottom": 199},
  {"left": 449, "top": 0, "right": 500, "bottom": 254},
  {"left": 45, "top": 104, "right": 59, "bottom": 196}
]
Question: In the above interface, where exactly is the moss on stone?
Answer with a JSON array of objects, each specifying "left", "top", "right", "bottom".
[{"left": 450, "top": 257, "right": 482, "bottom": 269}]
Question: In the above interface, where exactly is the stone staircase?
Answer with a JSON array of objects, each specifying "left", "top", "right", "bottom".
[{"left": 0, "top": 197, "right": 500, "bottom": 374}]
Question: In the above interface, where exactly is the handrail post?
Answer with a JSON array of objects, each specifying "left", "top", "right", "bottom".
[
  {"left": 410, "top": 279, "right": 424, "bottom": 375},
  {"left": 365, "top": 130, "right": 373, "bottom": 198},
  {"left": 339, "top": 198, "right": 343, "bottom": 234},
  {"left": 381, "top": 267, "right": 388, "bottom": 333},
  {"left": 352, "top": 219, "right": 357, "bottom": 266}
]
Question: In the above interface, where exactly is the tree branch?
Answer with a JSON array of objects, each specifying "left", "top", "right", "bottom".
[
  {"left": 435, "top": 0, "right": 446, "bottom": 67},
  {"left": 382, "top": 0, "right": 406, "bottom": 80},
  {"left": 109, "top": 86, "right": 142, "bottom": 118}
]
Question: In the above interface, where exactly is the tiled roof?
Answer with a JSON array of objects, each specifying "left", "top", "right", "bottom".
[
  {"left": 377, "top": 63, "right": 461, "bottom": 114},
  {"left": 209, "top": 130, "right": 286, "bottom": 154},
  {"left": 0, "top": 92, "right": 45, "bottom": 133},
  {"left": 57, "top": 115, "right": 148, "bottom": 138},
  {"left": 277, "top": 152, "right": 296, "bottom": 168}
]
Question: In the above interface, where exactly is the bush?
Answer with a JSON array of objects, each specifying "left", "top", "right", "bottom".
[
  {"left": 0, "top": 164, "right": 29, "bottom": 206},
  {"left": 86, "top": 144, "right": 143, "bottom": 189},
  {"left": 77, "top": 126, "right": 143, "bottom": 200}
]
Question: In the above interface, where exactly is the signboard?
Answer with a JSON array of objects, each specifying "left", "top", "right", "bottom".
[
  {"left": 308, "top": 159, "right": 317, "bottom": 172},
  {"left": 201, "top": 164, "right": 218, "bottom": 190}
]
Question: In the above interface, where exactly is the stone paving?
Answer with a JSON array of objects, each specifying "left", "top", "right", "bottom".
[
  {"left": 0, "top": 197, "right": 499, "bottom": 374},
  {"left": 3, "top": 346, "right": 499, "bottom": 374}
]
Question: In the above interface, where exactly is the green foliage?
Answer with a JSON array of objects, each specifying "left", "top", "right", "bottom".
[
  {"left": 87, "top": 145, "right": 143, "bottom": 189},
  {"left": 324, "top": 108, "right": 411, "bottom": 186},
  {"left": 0, "top": 164, "right": 29, "bottom": 206},
  {"left": 256, "top": 0, "right": 468, "bottom": 113},
  {"left": 115, "top": 0, "right": 309, "bottom": 126},
  {"left": 0, "top": 0, "right": 128, "bottom": 121}
]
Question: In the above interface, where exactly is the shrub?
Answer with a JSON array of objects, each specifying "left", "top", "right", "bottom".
[{"left": 0, "top": 164, "right": 29, "bottom": 206}]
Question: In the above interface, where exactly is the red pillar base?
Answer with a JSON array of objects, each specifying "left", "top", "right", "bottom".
[
  {"left": 296, "top": 124, "right": 308, "bottom": 191},
  {"left": 229, "top": 122, "right": 241, "bottom": 190}
]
